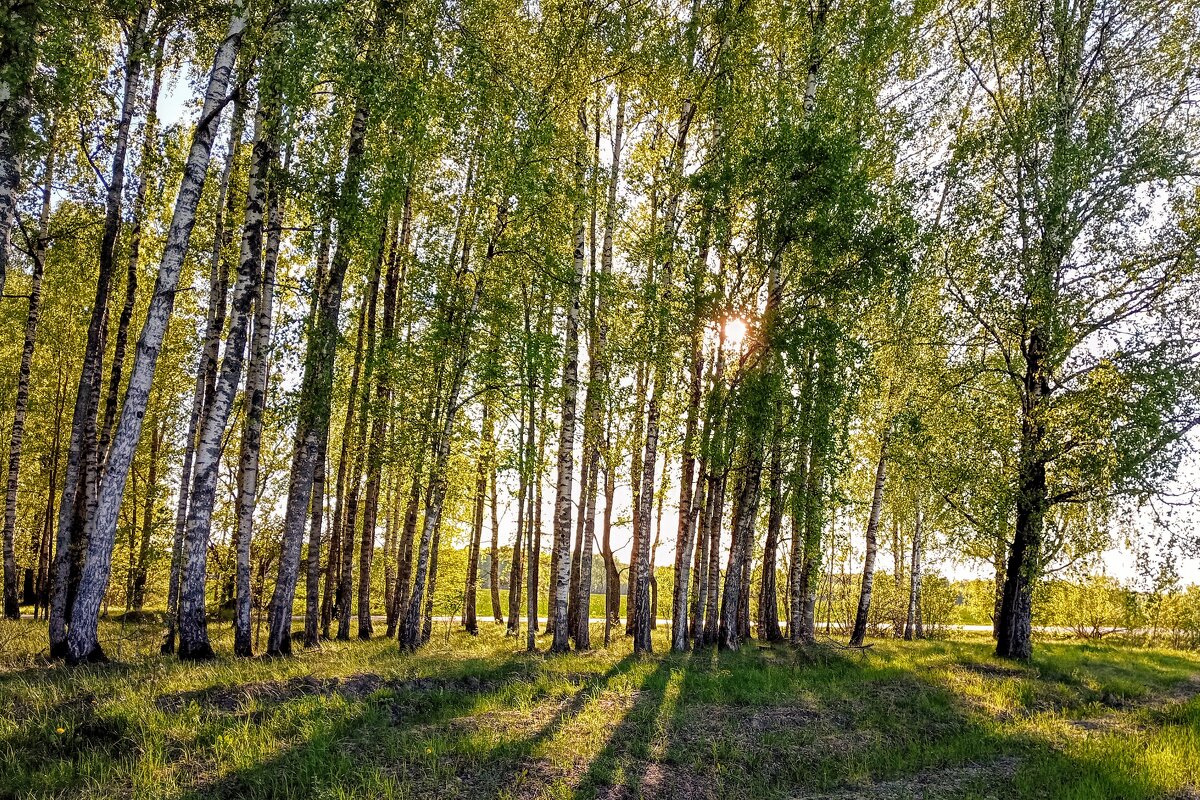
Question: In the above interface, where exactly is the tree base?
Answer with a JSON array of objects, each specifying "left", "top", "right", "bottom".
[
  {"left": 66, "top": 643, "right": 108, "bottom": 666},
  {"left": 178, "top": 641, "right": 216, "bottom": 661}
]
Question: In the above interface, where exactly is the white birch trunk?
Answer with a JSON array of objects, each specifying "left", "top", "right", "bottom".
[
  {"left": 3, "top": 137, "right": 53, "bottom": 618},
  {"left": 549, "top": 110, "right": 588, "bottom": 654},
  {"left": 63, "top": 7, "right": 248, "bottom": 663}
]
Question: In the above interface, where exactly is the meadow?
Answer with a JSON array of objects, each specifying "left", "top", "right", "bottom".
[{"left": 1, "top": 620, "right": 1198, "bottom": 799}]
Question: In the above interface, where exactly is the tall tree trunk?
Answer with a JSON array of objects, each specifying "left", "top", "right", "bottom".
[
  {"left": 161, "top": 99, "right": 245, "bottom": 654},
  {"left": 3, "top": 134, "right": 53, "bottom": 618},
  {"left": 626, "top": 362, "right": 646, "bottom": 638},
  {"left": 597, "top": 91, "right": 624, "bottom": 649},
  {"left": 359, "top": 206, "right": 403, "bottom": 640},
  {"left": 991, "top": 535, "right": 1005, "bottom": 641},
  {"left": 905, "top": 501, "right": 924, "bottom": 640},
  {"left": 719, "top": 433, "right": 763, "bottom": 651},
  {"left": 48, "top": 7, "right": 150, "bottom": 655},
  {"left": 63, "top": 7, "right": 249, "bottom": 663},
  {"left": 601, "top": 462, "right": 617, "bottom": 645},
  {"left": 996, "top": 331, "right": 1049, "bottom": 660},
  {"left": 891, "top": 516, "right": 903, "bottom": 636},
  {"left": 100, "top": 27, "right": 168, "bottom": 462},
  {"left": 464, "top": 403, "right": 491, "bottom": 635},
  {"left": 234, "top": 122, "right": 283, "bottom": 656},
  {"left": 421, "top": 522, "right": 441, "bottom": 644},
  {"left": 671, "top": 320, "right": 703, "bottom": 650},
  {"left": 787, "top": 352, "right": 814, "bottom": 644},
  {"left": 688, "top": 453, "right": 709, "bottom": 645},
  {"left": 507, "top": 335, "right": 530, "bottom": 639},
  {"left": 529, "top": 318, "right": 549, "bottom": 640},
  {"left": 34, "top": 370, "right": 67, "bottom": 618},
  {"left": 758, "top": 421, "right": 784, "bottom": 643},
  {"left": 130, "top": 417, "right": 161, "bottom": 611},
  {"left": 632, "top": 395, "right": 658, "bottom": 653},
  {"left": 176, "top": 81, "right": 276, "bottom": 661},
  {"left": 266, "top": 0, "right": 388, "bottom": 655},
  {"left": 549, "top": 109, "right": 588, "bottom": 654},
  {"left": 303, "top": 432, "right": 328, "bottom": 646},
  {"left": 327, "top": 305, "right": 364, "bottom": 637},
  {"left": 381, "top": 475, "right": 397, "bottom": 628},
  {"left": 850, "top": 428, "right": 889, "bottom": 647},
  {"left": 335, "top": 296, "right": 369, "bottom": 640},
  {"left": 399, "top": 270, "right": 485, "bottom": 650},
  {"left": 489, "top": 463, "right": 502, "bottom": 624},
  {"left": 392, "top": 464, "right": 423, "bottom": 636},
  {"left": 341, "top": 226, "right": 383, "bottom": 640}
]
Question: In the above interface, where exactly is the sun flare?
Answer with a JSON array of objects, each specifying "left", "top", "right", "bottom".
[{"left": 723, "top": 317, "right": 748, "bottom": 347}]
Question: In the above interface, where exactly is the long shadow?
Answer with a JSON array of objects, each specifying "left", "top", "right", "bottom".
[
  {"left": 571, "top": 657, "right": 676, "bottom": 798},
  {"left": 5, "top": 630, "right": 1198, "bottom": 799},
  {"left": 434, "top": 653, "right": 645, "bottom": 796},
  {"left": 159, "top": 650, "right": 646, "bottom": 799}
]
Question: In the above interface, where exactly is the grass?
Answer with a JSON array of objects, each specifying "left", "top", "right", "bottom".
[{"left": 0, "top": 619, "right": 1198, "bottom": 799}]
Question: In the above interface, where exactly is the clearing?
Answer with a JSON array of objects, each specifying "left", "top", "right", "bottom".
[{"left": 1, "top": 621, "right": 1198, "bottom": 799}]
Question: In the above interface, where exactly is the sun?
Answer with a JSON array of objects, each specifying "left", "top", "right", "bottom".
[{"left": 724, "top": 317, "right": 748, "bottom": 348}]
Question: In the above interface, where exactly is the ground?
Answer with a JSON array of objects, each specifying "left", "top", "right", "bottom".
[{"left": 1, "top": 620, "right": 1198, "bottom": 799}]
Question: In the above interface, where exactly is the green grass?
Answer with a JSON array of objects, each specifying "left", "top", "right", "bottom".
[{"left": 1, "top": 619, "right": 1198, "bottom": 799}]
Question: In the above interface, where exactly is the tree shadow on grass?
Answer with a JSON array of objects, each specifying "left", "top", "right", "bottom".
[
  {"left": 160, "top": 650, "right": 656, "bottom": 799},
  {"left": 4, "top": 633, "right": 1197, "bottom": 800}
]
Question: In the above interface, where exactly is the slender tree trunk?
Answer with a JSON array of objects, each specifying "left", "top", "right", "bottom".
[
  {"left": 100, "top": 26, "right": 168, "bottom": 461},
  {"left": 326, "top": 306, "right": 363, "bottom": 636},
  {"left": 336, "top": 299, "right": 369, "bottom": 640},
  {"left": 568, "top": 445, "right": 589, "bottom": 643},
  {"left": 632, "top": 394, "right": 658, "bottom": 653},
  {"left": 49, "top": 8, "right": 150, "bottom": 655},
  {"left": 549, "top": 110, "right": 588, "bottom": 654},
  {"left": 671, "top": 325, "right": 703, "bottom": 650},
  {"left": 359, "top": 209, "right": 402, "bottom": 640},
  {"left": 508, "top": 350, "right": 529, "bottom": 639},
  {"left": 381, "top": 476, "right": 397, "bottom": 627},
  {"left": 602, "top": 463, "right": 617, "bottom": 645},
  {"left": 530, "top": 334, "right": 548, "bottom": 638},
  {"left": 688, "top": 454, "right": 709, "bottom": 645},
  {"left": 399, "top": 274, "right": 485, "bottom": 650},
  {"left": 464, "top": 404, "right": 490, "bottom": 634},
  {"left": 392, "top": 462, "right": 423, "bottom": 636},
  {"left": 177, "top": 83, "right": 276, "bottom": 661},
  {"left": 63, "top": 7, "right": 249, "bottom": 662},
  {"left": 343, "top": 227, "right": 383, "bottom": 640},
  {"left": 626, "top": 362, "right": 646, "bottom": 638},
  {"left": 3, "top": 135, "right": 53, "bottom": 618},
  {"left": 650, "top": 469, "right": 665, "bottom": 629},
  {"left": 905, "top": 501, "right": 924, "bottom": 640},
  {"left": 130, "top": 418, "right": 161, "bottom": 611},
  {"left": 850, "top": 428, "right": 889, "bottom": 647},
  {"left": 787, "top": 353, "right": 814, "bottom": 644},
  {"left": 266, "top": 0, "right": 388, "bottom": 654},
  {"left": 160, "top": 98, "right": 245, "bottom": 654},
  {"left": 35, "top": 371, "right": 67, "bottom": 618},
  {"left": 234, "top": 125, "right": 283, "bottom": 656},
  {"left": 303, "top": 432, "right": 328, "bottom": 647},
  {"left": 719, "top": 437, "right": 763, "bottom": 651},
  {"left": 422, "top": 522, "right": 440, "bottom": 644},
  {"left": 991, "top": 535, "right": 1005, "bottom": 641},
  {"left": 703, "top": 473, "right": 726, "bottom": 645},
  {"left": 758, "top": 422, "right": 784, "bottom": 643},
  {"left": 891, "top": 517, "right": 903, "bottom": 636},
  {"left": 489, "top": 464, "right": 502, "bottom": 624}
]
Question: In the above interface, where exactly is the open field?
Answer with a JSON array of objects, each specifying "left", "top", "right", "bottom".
[{"left": 1, "top": 621, "right": 1198, "bottom": 799}]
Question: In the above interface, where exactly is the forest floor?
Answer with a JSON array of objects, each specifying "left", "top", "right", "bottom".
[{"left": 1, "top": 620, "right": 1198, "bottom": 800}]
